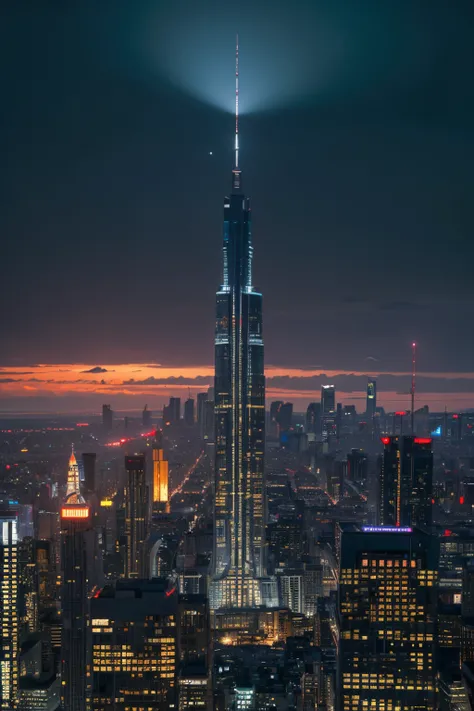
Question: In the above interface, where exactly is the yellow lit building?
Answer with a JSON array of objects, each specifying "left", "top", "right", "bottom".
[
  {"left": 338, "top": 524, "right": 437, "bottom": 711},
  {"left": 0, "top": 511, "right": 19, "bottom": 710},
  {"left": 90, "top": 579, "right": 178, "bottom": 710},
  {"left": 153, "top": 430, "right": 169, "bottom": 512}
]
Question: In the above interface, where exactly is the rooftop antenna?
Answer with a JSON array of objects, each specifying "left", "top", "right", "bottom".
[
  {"left": 235, "top": 34, "right": 239, "bottom": 169},
  {"left": 411, "top": 342, "right": 416, "bottom": 433}
]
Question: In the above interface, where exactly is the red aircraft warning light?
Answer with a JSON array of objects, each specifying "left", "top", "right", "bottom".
[{"left": 381, "top": 437, "right": 391, "bottom": 445}]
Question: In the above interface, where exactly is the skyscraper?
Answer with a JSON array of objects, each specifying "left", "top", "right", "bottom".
[
  {"left": 321, "top": 385, "right": 336, "bottom": 414},
  {"left": 366, "top": 378, "right": 377, "bottom": 419},
  {"left": 82, "top": 452, "right": 96, "bottom": 494},
  {"left": 212, "top": 40, "right": 266, "bottom": 608},
  {"left": 197, "top": 392, "right": 207, "bottom": 426},
  {"left": 337, "top": 524, "right": 437, "bottom": 711},
  {"left": 0, "top": 510, "right": 19, "bottom": 710},
  {"left": 152, "top": 430, "right": 169, "bottom": 513},
  {"left": 125, "top": 454, "right": 149, "bottom": 577},
  {"left": 306, "top": 402, "right": 321, "bottom": 435},
  {"left": 60, "top": 459, "right": 90, "bottom": 711},
  {"left": 90, "top": 579, "right": 178, "bottom": 710},
  {"left": 379, "top": 435, "right": 433, "bottom": 528},
  {"left": 184, "top": 398, "right": 195, "bottom": 426},
  {"left": 321, "top": 385, "right": 337, "bottom": 440},
  {"left": 102, "top": 404, "right": 113, "bottom": 432}
]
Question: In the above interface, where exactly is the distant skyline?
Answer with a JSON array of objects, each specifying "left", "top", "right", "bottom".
[
  {"left": 2, "top": 1, "right": 474, "bottom": 406},
  {"left": 0, "top": 363, "right": 473, "bottom": 414}
]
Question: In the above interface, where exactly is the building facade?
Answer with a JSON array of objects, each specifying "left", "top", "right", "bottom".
[
  {"left": 379, "top": 436, "right": 433, "bottom": 528},
  {"left": 90, "top": 579, "right": 178, "bottom": 710},
  {"left": 211, "top": 48, "right": 266, "bottom": 608},
  {"left": 60, "top": 502, "right": 91, "bottom": 711},
  {"left": 338, "top": 525, "right": 437, "bottom": 711},
  {"left": 125, "top": 454, "right": 149, "bottom": 577}
]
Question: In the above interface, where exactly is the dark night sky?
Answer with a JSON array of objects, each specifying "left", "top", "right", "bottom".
[{"left": 2, "top": 0, "right": 474, "bottom": 375}]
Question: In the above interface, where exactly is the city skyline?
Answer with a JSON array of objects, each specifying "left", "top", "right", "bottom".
[{"left": 0, "top": 361, "right": 474, "bottom": 414}]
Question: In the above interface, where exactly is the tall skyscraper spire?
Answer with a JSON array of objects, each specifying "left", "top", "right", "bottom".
[
  {"left": 234, "top": 34, "right": 239, "bottom": 169},
  {"left": 232, "top": 34, "right": 242, "bottom": 192},
  {"left": 65, "top": 446, "right": 84, "bottom": 504},
  {"left": 211, "top": 40, "right": 266, "bottom": 609}
]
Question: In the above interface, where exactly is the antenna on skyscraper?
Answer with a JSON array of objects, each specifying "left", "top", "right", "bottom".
[
  {"left": 235, "top": 34, "right": 239, "bottom": 169},
  {"left": 411, "top": 342, "right": 416, "bottom": 433}
]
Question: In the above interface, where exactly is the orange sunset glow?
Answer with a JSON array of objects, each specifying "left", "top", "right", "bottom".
[{"left": 0, "top": 363, "right": 473, "bottom": 414}]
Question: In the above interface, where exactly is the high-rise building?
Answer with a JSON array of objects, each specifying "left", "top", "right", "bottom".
[
  {"left": 90, "top": 579, "right": 178, "bottom": 710},
  {"left": 321, "top": 385, "right": 336, "bottom": 414},
  {"left": 66, "top": 448, "right": 81, "bottom": 502},
  {"left": 184, "top": 398, "right": 195, "bottom": 426},
  {"left": 306, "top": 402, "right": 321, "bottom": 435},
  {"left": 0, "top": 510, "right": 19, "bottom": 709},
  {"left": 347, "top": 449, "right": 368, "bottom": 486},
  {"left": 337, "top": 524, "right": 437, "bottom": 711},
  {"left": 321, "top": 385, "right": 337, "bottom": 440},
  {"left": 102, "top": 404, "right": 113, "bottom": 432},
  {"left": 18, "top": 537, "right": 38, "bottom": 636},
  {"left": 196, "top": 392, "right": 207, "bottom": 425},
  {"left": 178, "top": 594, "right": 209, "bottom": 665},
  {"left": 202, "top": 399, "right": 214, "bottom": 441},
  {"left": 152, "top": 430, "right": 169, "bottom": 513},
  {"left": 125, "top": 454, "right": 148, "bottom": 577},
  {"left": 269, "top": 401, "right": 283, "bottom": 438},
  {"left": 366, "top": 378, "right": 377, "bottom": 419},
  {"left": 277, "top": 402, "right": 293, "bottom": 433},
  {"left": 82, "top": 452, "right": 96, "bottom": 494},
  {"left": 60, "top": 495, "right": 91, "bottom": 711},
  {"left": 211, "top": 42, "right": 266, "bottom": 609},
  {"left": 379, "top": 435, "right": 433, "bottom": 528}
]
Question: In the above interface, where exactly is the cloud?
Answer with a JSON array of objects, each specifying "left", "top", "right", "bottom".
[
  {"left": 123, "top": 375, "right": 212, "bottom": 386},
  {"left": 81, "top": 366, "right": 109, "bottom": 373},
  {"left": 365, "top": 356, "right": 379, "bottom": 362}
]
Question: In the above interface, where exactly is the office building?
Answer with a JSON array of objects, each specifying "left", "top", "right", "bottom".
[
  {"left": 82, "top": 452, "right": 96, "bottom": 494},
  {"left": 102, "top": 404, "right": 113, "bottom": 432},
  {"left": 164, "top": 397, "right": 181, "bottom": 425},
  {"left": 0, "top": 510, "right": 19, "bottom": 709},
  {"left": 178, "top": 594, "right": 209, "bottom": 665},
  {"left": 125, "top": 454, "right": 149, "bottom": 577},
  {"left": 211, "top": 46, "right": 266, "bottom": 609},
  {"left": 279, "top": 570, "right": 303, "bottom": 613},
  {"left": 153, "top": 430, "right": 169, "bottom": 513},
  {"left": 321, "top": 385, "right": 336, "bottom": 414},
  {"left": 338, "top": 524, "right": 437, "bottom": 711},
  {"left": 202, "top": 399, "right": 214, "bottom": 441},
  {"left": 277, "top": 402, "right": 293, "bottom": 433},
  {"left": 380, "top": 436, "right": 433, "bottom": 528},
  {"left": 178, "top": 663, "right": 210, "bottom": 711},
  {"left": 366, "top": 379, "right": 377, "bottom": 419},
  {"left": 184, "top": 398, "right": 195, "bottom": 426},
  {"left": 60, "top": 495, "right": 91, "bottom": 711},
  {"left": 196, "top": 392, "right": 207, "bottom": 425},
  {"left": 321, "top": 385, "right": 337, "bottom": 440},
  {"left": 269, "top": 401, "right": 283, "bottom": 437},
  {"left": 347, "top": 449, "right": 368, "bottom": 486},
  {"left": 306, "top": 402, "right": 321, "bottom": 435},
  {"left": 90, "top": 579, "right": 178, "bottom": 710},
  {"left": 18, "top": 537, "right": 38, "bottom": 636}
]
